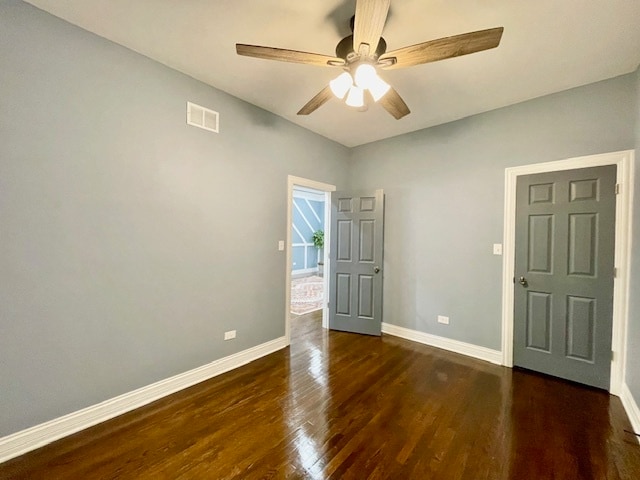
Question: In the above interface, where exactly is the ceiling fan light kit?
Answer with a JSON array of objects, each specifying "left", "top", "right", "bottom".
[
  {"left": 356, "top": 64, "right": 391, "bottom": 101},
  {"left": 345, "top": 85, "right": 365, "bottom": 108},
  {"left": 328, "top": 64, "right": 390, "bottom": 108},
  {"left": 236, "top": 0, "right": 503, "bottom": 120},
  {"left": 329, "top": 72, "right": 353, "bottom": 99},
  {"left": 354, "top": 64, "right": 377, "bottom": 89}
]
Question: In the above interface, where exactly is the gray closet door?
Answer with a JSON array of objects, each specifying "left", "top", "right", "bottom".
[
  {"left": 329, "top": 190, "right": 384, "bottom": 336},
  {"left": 514, "top": 166, "right": 616, "bottom": 389}
]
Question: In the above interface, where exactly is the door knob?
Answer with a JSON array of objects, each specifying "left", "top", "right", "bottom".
[
  {"left": 374, "top": 266, "right": 380, "bottom": 274},
  {"left": 519, "top": 276, "right": 528, "bottom": 287}
]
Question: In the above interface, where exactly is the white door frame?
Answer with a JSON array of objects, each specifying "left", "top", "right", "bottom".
[
  {"left": 501, "top": 150, "right": 635, "bottom": 395},
  {"left": 286, "top": 175, "right": 336, "bottom": 344}
]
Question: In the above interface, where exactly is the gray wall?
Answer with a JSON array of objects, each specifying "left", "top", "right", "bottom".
[
  {"left": 0, "top": 1, "right": 348, "bottom": 436},
  {"left": 627, "top": 65, "right": 640, "bottom": 404},
  {"left": 348, "top": 74, "right": 637, "bottom": 351}
]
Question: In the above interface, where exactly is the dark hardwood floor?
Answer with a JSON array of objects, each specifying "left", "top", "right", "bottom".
[{"left": 2, "top": 311, "right": 639, "bottom": 479}]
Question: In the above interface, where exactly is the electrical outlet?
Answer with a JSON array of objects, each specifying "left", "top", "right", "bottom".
[
  {"left": 493, "top": 243, "right": 503, "bottom": 255},
  {"left": 278, "top": 240, "right": 285, "bottom": 251},
  {"left": 437, "top": 315, "right": 449, "bottom": 325},
  {"left": 224, "top": 330, "right": 236, "bottom": 340}
]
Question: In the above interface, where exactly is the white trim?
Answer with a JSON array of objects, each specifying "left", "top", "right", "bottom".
[
  {"left": 305, "top": 198, "right": 322, "bottom": 224},
  {"left": 501, "top": 150, "right": 634, "bottom": 395},
  {"left": 292, "top": 224, "right": 306, "bottom": 244},
  {"left": 0, "top": 336, "right": 287, "bottom": 463},
  {"left": 382, "top": 322, "right": 502, "bottom": 365},
  {"left": 292, "top": 186, "right": 325, "bottom": 202},
  {"left": 291, "top": 267, "right": 319, "bottom": 276},
  {"left": 322, "top": 189, "right": 331, "bottom": 329},
  {"left": 621, "top": 383, "right": 640, "bottom": 445},
  {"left": 292, "top": 200, "right": 316, "bottom": 236},
  {"left": 286, "top": 176, "right": 336, "bottom": 340}
]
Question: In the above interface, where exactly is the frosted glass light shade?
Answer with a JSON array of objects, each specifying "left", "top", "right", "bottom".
[
  {"left": 354, "top": 64, "right": 377, "bottom": 89},
  {"left": 369, "top": 75, "right": 391, "bottom": 102},
  {"left": 329, "top": 72, "right": 353, "bottom": 99},
  {"left": 345, "top": 86, "right": 364, "bottom": 107}
]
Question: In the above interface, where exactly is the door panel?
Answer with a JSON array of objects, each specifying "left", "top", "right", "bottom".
[
  {"left": 526, "top": 291, "right": 552, "bottom": 352},
  {"left": 358, "top": 275, "right": 374, "bottom": 318},
  {"left": 529, "top": 182, "right": 554, "bottom": 204},
  {"left": 337, "top": 220, "right": 352, "bottom": 261},
  {"left": 528, "top": 215, "right": 553, "bottom": 273},
  {"left": 514, "top": 166, "right": 616, "bottom": 389},
  {"left": 336, "top": 274, "right": 351, "bottom": 315},
  {"left": 566, "top": 295, "right": 595, "bottom": 361},
  {"left": 568, "top": 214, "right": 597, "bottom": 276},
  {"left": 329, "top": 190, "right": 384, "bottom": 336},
  {"left": 359, "top": 220, "right": 375, "bottom": 261}
]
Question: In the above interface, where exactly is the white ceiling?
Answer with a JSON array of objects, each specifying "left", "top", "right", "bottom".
[{"left": 26, "top": 0, "right": 640, "bottom": 147}]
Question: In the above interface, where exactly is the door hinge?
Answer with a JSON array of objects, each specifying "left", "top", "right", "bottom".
[
  {"left": 613, "top": 267, "right": 617, "bottom": 278},
  {"left": 615, "top": 183, "right": 621, "bottom": 195}
]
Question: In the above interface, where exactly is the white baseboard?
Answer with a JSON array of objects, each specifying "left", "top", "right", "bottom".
[
  {"left": 381, "top": 322, "right": 502, "bottom": 365},
  {"left": 0, "top": 336, "right": 288, "bottom": 463},
  {"left": 621, "top": 383, "right": 640, "bottom": 445},
  {"left": 291, "top": 267, "right": 319, "bottom": 277}
]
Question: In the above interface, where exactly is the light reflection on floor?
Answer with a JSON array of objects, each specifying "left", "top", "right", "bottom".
[{"left": 289, "top": 313, "right": 329, "bottom": 478}]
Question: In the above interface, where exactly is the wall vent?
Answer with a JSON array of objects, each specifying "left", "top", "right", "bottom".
[{"left": 187, "top": 101, "right": 219, "bottom": 133}]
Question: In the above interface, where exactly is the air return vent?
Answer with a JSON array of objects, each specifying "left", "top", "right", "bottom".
[{"left": 187, "top": 101, "right": 219, "bottom": 133}]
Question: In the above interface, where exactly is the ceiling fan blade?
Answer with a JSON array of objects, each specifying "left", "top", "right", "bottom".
[
  {"left": 379, "top": 88, "right": 410, "bottom": 119},
  {"left": 353, "top": 0, "right": 391, "bottom": 56},
  {"left": 297, "top": 86, "right": 334, "bottom": 115},
  {"left": 379, "top": 27, "right": 504, "bottom": 70},
  {"left": 236, "top": 44, "right": 345, "bottom": 67}
]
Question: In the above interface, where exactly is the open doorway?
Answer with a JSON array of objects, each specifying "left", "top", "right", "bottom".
[
  {"left": 291, "top": 186, "right": 326, "bottom": 315},
  {"left": 285, "top": 176, "right": 335, "bottom": 344}
]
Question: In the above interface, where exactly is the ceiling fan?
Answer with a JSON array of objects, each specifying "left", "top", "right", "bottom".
[{"left": 236, "top": 0, "right": 503, "bottom": 119}]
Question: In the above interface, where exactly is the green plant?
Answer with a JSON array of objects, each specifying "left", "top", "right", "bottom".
[{"left": 312, "top": 230, "right": 324, "bottom": 249}]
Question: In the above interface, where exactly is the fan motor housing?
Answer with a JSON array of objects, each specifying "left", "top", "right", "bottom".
[{"left": 336, "top": 35, "right": 387, "bottom": 62}]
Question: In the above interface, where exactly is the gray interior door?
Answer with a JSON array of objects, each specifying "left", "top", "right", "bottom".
[
  {"left": 329, "top": 190, "right": 384, "bottom": 336},
  {"left": 514, "top": 165, "right": 616, "bottom": 389}
]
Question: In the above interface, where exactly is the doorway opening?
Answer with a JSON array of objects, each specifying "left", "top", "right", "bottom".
[
  {"left": 285, "top": 176, "right": 336, "bottom": 344},
  {"left": 291, "top": 186, "right": 326, "bottom": 316}
]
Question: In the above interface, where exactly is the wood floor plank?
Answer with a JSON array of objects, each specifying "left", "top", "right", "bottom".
[{"left": 1, "top": 310, "right": 639, "bottom": 479}]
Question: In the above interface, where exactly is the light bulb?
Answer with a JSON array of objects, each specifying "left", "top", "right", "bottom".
[
  {"left": 368, "top": 75, "right": 391, "bottom": 102},
  {"left": 329, "top": 72, "right": 353, "bottom": 99},
  {"left": 345, "top": 86, "right": 364, "bottom": 108},
  {"left": 354, "top": 64, "right": 377, "bottom": 89}
]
